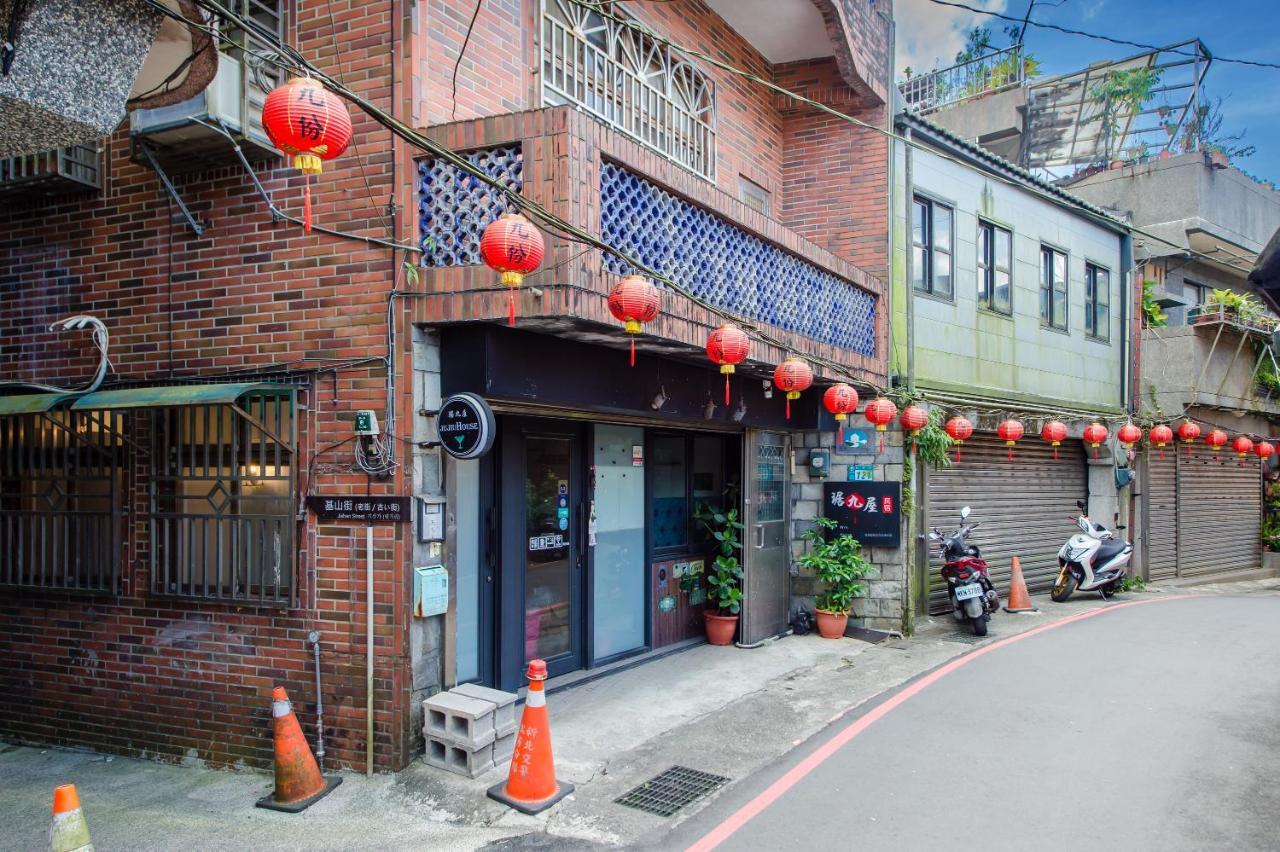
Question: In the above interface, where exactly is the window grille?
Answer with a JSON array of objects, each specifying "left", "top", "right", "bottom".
[
  {"left": 541, "top": 0, "right": 716, "bottom": 180},
  {"left": 149, "top": 392, "right": 296, "bottom": 605},
  {"left": 0, "top": 410, "right": 125, "bottom": 593}
]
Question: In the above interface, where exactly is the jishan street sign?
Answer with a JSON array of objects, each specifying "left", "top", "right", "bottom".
[{"left": 438, "top": 392, "right": 497, "bottom": 460}]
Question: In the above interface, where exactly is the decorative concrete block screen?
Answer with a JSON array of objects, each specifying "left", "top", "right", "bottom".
[
  {"left": 418, "top": 145, "right": 524, "bottom": 267},
  {"left": 600, "top": 163, "right": 876, "bottom": 357}
]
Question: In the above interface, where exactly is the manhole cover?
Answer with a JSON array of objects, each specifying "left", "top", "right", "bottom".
[{"left": 614, "top": 766, "right": 729, "bottom": 818}]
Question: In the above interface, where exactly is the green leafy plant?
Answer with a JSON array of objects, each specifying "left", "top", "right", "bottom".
[
  {"left": 796, "top": 517, "right": 875, "bottom": 614},
  {"left": 1141, "top": 280, "right": 1168, "bottom": 328},
  {"left": 916, "top": 408, "right": 955, "bottom": 470},
  {"left": 694, "top": 503, "right": 745, "bottom": 615},
  {"left": 1120, "top": 574, "right": 1147, "bottom": 592},
  {"left": 1090, "top": 67, "right": 1163, "bottom": 162},
  {"left": 1262, "top": 515, "right": 1280, "bottom": 552}
]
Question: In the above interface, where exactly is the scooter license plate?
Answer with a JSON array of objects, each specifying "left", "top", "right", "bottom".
[{"left": 954, "top": 583, "right": 983, "bottom": 601}]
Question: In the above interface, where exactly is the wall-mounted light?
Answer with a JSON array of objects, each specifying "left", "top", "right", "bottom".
[
  {"left": 732, "top": 397, "right": 748, "bottom": 423},
  {"left": 763, "top": 379, "right": 773, "bottom": 400},
  {"left": 651, "top": 385, "right": 668, "bottom": 411},
  {"left": 703, "top": 399, "right": 717, "bottom": 420}
]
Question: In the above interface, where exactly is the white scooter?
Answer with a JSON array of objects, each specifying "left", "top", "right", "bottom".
[{"left": 1052, "top": 500, "right": 1133, "bottom": 602}]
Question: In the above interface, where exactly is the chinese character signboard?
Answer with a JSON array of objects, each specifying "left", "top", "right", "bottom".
[
  {"left": 307, "top": 496, "right": 410, "bottom": 523},
  {"left": 822, "top": 482, "right": 901, "bottom": 547},
  {"left": 437, "top": 392, "right": 497, "bottom": 460}
]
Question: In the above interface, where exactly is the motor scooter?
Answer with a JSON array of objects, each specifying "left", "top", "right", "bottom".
[
  {"left": 929, "top": 506, "right": 1000, "bottom": 636},
  {"left": 1052, "top": 500, "right": 1133, "bottom": 602}
]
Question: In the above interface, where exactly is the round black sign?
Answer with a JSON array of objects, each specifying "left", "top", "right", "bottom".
[{"left": 438, "top": 393, "right": 496, "bottom": 460}]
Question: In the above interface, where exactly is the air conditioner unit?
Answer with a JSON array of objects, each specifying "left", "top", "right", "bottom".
[
  {"left": 130, "top": 52, "right": 277, "bottom": 172},
  {"left": 0, "top": 144, "right": 102, "bottom": 201}
]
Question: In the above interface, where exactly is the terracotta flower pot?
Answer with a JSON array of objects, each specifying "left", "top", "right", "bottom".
[
  {"left": 704, "top": 612, "right": 739, "bottom": 646},
  {"left": 815, "top": 609, "right": 850, "bottom": 639}
]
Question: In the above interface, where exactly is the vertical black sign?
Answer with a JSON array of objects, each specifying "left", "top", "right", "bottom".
[{"left": 822, "top": 482, "right": 902, "bottom": 547}]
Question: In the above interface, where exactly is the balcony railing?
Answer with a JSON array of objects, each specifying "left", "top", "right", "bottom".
[
  {"left": 0, "top": 145, "right": 101, "bottom": 199},
  {"left": 541, "top": 0, "right": 716, "bottom": 181},
  {"left": 899, "top": 45, "right": 1027, "bottom": 114},
  {"left": 1188, "top": 304, "right": 1280, "bottom": 337}
]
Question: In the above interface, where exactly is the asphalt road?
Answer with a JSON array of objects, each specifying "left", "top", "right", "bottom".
[{"left": 667, "top": 595, "right": 1280, "bottom": 852}]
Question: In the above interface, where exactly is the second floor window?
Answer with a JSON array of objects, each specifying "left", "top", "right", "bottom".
[
  {"left": 977, "top": 220, "right": 1012, "bottom": 314},
  {"left": 541, "top": 0, "right": 717, "bottom": 180},
  {"left": 913, "top": 196, "right": 953, "bottom": 298},
  {"left": 1085, "top": 264, "right": 1111, "bottom": 341},
  {"left": 1040, "top": 246, "right": 1068, "bottom": 330}
]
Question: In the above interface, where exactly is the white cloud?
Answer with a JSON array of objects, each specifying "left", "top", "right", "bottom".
[{"left": 893, "top": 0, "right": 1010, "bottom": 77}]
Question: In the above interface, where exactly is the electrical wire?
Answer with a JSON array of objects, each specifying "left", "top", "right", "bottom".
[{"left": 451, "top": 0, "right": 485, "bottom": 122}]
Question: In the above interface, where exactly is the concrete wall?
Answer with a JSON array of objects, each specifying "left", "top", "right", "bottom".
[
  {"left": 891, "top": 136, "right": 1128, "bottom": 412},
  {"left": 1141, "top": 324, "right": 1280, "bottom": 420},
  {"left": 925, "top": 86, "right": 1026, "bottom": 163}
]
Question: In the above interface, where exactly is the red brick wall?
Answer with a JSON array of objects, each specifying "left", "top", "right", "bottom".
[
  {"left": 0, "top": 1, "right": 418, "bottom": 771},
  {"left": 777, "top": 58, "right": 890, "bottom": 285}
]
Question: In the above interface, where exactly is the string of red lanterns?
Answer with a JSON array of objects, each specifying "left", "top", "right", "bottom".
[
  {"left": 262, "top": 77, "right": 353, "bottom": 233},
  {"left": 1205, "top": 428, "right": 1229, "bottom": 457},
  {"left": 706, "top": 324, "right": 750, "bottom": 406},
  {"left": 1041, "top": 420, "right": 1068, "bottom": 461},
  {"left": 1083, "top": 422, "right": 1109, "bottom": 460},
  {"left": 479, "top": 212, "right": 545, "bottom": 326},
  {"left": 1177, "top": 420, "right": 1201, "bottom": 457},
  {"left": 773, "top": 358, "right": 814, "bottom": 420},
  {"left": 1149, "top": 424, "right": 1173, "bottom": 459},
  {"left": 822, "top": 383, "right": 859, "bottom": 445},
  {"left": 996, "top": 418, "right": 1024, "bottom": 461},
  {"left": 864, "top": 398, "right": 898, "bottom": 453},
  {"left": 945, "top": 416, "right": 973, "bottom": 462},
  {"left": 608, "top": 275, "right": 661, "bottom": 367},
  {"left": 900, "top": 405, "right": 928, "bottom": 453}
]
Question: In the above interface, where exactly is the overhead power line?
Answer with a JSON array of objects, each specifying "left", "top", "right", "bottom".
[{"left": 922, "top": 0, "right": 1280, "bottom": 70}]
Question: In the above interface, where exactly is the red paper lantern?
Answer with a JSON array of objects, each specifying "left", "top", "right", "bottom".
[
  {"left": 1083, "top": 422, "right": 1108, "bottom": 459},
  {"left": 1117, "top": 423, "right": 1143, "bottom": 449},
  {"left": 1177, "top": 420, "right": 1201, "bottom": 457},
  {"left": 900, "top": 405, "right": 928, "bottom": 453},
  {"left": 772, "top": 358, "right": 813, "bottom": 420},
  {"left": 1205, "top": 428, "right": 1228, "bottom": 457},
  {"left": 262, "top": 77, "right": 353, "bottom": 233},
  {"left": 945, "top": 416, "right": 973, "bottom": 461},
  {"left": 864, "top": 398, "right": 898, "bottom": 453},
  {"left": 822, "top": 383, "right": 859, "bottom": 421},
  {"left": 1149, "top": 424, "right": 1174, "bottom": 459},
  {"left": 1041, "top": 420, "right": 1068, "bottom": 462},
  {"left": 1255, "top": 441, "right": 1275, "bottom": 462},
  {"left": 608, "top": 275, "right": 661, "bottom": 367},
  {"left": 996, "top": 418, "right": 1024, "bottom": 461},
  {"left": 1232, "top": 435, "right": 1254, "bottom": 466},
  {"left": 707, "top": 324, "right": 750, "bottom": 405},
  {"left": 480, "top": 212, "right": 545, "bottom": 326}
]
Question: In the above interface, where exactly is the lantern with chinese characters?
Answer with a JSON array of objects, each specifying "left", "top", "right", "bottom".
[
  {"left": 262, "top": 77, "right": 353, "bottom": 233},
  {"left": 480, "top": 212, "right": 546, "bottom": 326},
  {"left": 1256, "top": 441, "right": 1275, "bottom": 464},
  {"left": 1041, "top": 420, "right": 1068, "bottom": 462},
  {"left": 706, "top": 324, "right": 750, "bottom": 405},
  {"left": 823, "top": 383, "right": 859, "bottom": 444},
  {"left": 996, "top": 418, "right": 1024, "bottom": 461},
  {"left": 864, "top": 397, "right": 898, "bottom": 453},
  {"left": 1083, "top": 422, "right": 1108, "bottom": 459},
  {"left": 772, "top": 357, "right": 813, "bottom": 419},
  {"left": 607, "top": 275, "right": 661, "bottom": 366},
  {"left": 1205, "top": 428, "right": 1228, "bottom": 458},
  {"left": 945, "top": 416, "right": 973, "bottom": 461},
  {"left": 1149, "top": 424, "right": 1173, "bottom": 459},
  {"left": 1232, "top": 435, "right": 1254, "bottom": 467},
  {"left": 900, "top": 405, "right": 928, "bottom": 453},
  {"left": 1177, "top": 420, "right": 1201, "bottom": 457},
  {"left": 1117, "top": 422, "right": 1143, "bottom": 450}
]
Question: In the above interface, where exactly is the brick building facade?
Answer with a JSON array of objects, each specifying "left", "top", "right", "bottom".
[{"left": 0, "top": 0, "right": 896, "bottom": 772}]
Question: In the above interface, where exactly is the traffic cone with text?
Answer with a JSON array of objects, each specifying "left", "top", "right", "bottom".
[
  {"left": 487, "top": 659, "right": 575, "bottom": 814},
  {"left": 49, "top": 784, "right": 92, "bottom": 852},
  {"left": 1004, "top": 555, "right": 1038, "bottom": 613},
  {"left": 255, "top": 686, "right": 342, "bottom": 812}
]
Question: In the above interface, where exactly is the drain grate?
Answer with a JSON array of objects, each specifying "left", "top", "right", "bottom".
[{"left": 614, "top": 766, "right": 729, "bottom": 818}]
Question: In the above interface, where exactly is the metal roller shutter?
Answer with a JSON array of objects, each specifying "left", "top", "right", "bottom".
[
  {"left": 1145, "top": 455, "right": 1178, "bottom": 581},
  {"left": 927, "top": 436, "right": 1087, "bottom": 614},
  {"left": 1176, "top": 455, "right": 1261, "bottom": 577}
]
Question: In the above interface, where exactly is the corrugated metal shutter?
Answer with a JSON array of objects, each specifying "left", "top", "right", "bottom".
[
  {"left": 1176, "top": 454, "right": 1261, "bottom": 577},
  {"left": 1145, "top": 455, "right": 1179, "bottom": 581},
  {"left": 927, "top": 436, "right": 1087, "bottom": 614}
]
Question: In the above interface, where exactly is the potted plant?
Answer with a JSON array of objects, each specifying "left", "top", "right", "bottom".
[
  {"left": 796, "top": 517, "right": 875, "bottom": 639},
  {"left": 693, "top": 504, "right": 745, "bottom": 646}
]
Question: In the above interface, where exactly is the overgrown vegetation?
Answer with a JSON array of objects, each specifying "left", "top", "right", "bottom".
[
  {"left": 1120, "top": 574, "right": 1147, "bottom": 593},
  {"left": 1090, "top": 66, "right": 1163, "bottom": 163},
  {"left": 1180, "top": 97, "right": 1257, "bottom": 161},
  {"left": 1141, "top": 279, "right": 1168, "bottom": 328},
  {"left": 796, "top": 517, "right": 875, "bottom": 615}
]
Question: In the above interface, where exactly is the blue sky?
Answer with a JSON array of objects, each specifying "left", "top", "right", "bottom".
[{"left": 894, "top": 0, "right": 1280, "bottom": 183}]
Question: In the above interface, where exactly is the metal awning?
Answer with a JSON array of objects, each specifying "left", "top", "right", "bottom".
[
  {"left": 0, "top": 393, "right": 74, "bottom": 415},
  {"left": 69, "top": 383, "right": 292, "bottom": 410}
]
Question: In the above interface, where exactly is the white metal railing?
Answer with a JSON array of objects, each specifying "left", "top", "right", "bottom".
[
  {"left": 541, "top": 0, "right": 716, "bottom": 180},
  {"left": 899, "top": 45, "right": 1027, "bottom": 114}
]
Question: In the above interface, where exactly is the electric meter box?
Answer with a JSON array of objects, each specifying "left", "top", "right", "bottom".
[
  {"left": 354, "top": 410, "right": 380, "bottom": 436},
  {"left": 413, "top": 565, "right": 448, "bottom": 618}
]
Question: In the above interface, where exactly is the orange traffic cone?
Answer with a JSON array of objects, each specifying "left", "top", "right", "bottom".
[
  {"left": 1004, "top": 556, "right": 1038, "bottom": 613},
  {"left": 49, "top": 784, "right": 92, "bottom": 852},
  {"left": 486, "top": 659, "right": 575, "bottom": 815},
  {"left": 255, "top": 686, "right": 342, "bottom": 812}
]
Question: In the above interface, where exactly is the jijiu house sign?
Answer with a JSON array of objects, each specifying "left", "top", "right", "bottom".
[
  {"left": 822, "top": 482, "right": 901, "bottom": 547},
  {"left": 437, "top": 393, "right": 497, "bottom": 460}
]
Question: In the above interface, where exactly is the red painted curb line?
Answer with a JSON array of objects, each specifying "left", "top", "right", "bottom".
[{"left": 686, "top": 595, "right": 1196, "bottom": 852}]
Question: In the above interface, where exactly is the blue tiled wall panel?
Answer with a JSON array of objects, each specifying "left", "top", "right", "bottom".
[
  {"left": 418, "top": 145, "right": 524, "bottom": 267},
  {"left": 600, "top": 163, "right": 876, "bottom": 358}
]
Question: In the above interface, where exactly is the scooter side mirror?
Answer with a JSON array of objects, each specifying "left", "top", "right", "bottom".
[
  {"left": 960, "top": 505, "right": 971, "bottom": 520},
  {"left": 927, "top": 530, "right": 941, "bottom": 541},
  {"left": 1076, "top": 499, "right": 1086, "bottom": 511}
]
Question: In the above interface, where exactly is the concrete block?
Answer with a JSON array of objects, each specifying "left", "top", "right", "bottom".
[
  {"left": 423, "top": 733, "right": 494, "bottom": 779},
  {"left": 818, "top": 430, "right": 836, "bottom": 448},
  {"left": 423, "top": 692, "right": 496, "bottom": 749},
  {"left": 792, "top": 501, "right": 817, "bottom": 520},
  {"left": 452, "top": 683, "right": 518, "bottom": 738},
  {"left": 490, "top": 731, "right": 516, "bottom": 766},
  {"left": 799, "top": 483, "right": 824, "bottom": 502}
]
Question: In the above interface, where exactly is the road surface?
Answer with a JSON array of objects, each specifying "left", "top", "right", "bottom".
[{"left": 668, "top": 595, "right": 1280, "bottom": 852}]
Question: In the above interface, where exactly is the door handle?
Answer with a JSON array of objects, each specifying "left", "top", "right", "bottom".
[{"left": 755, "top": 523, "right": 765, "bottom": 549}]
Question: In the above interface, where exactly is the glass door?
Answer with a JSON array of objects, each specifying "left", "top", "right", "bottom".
[{"left": 742, "top": 430, "right": 790, "bottom": 644}]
